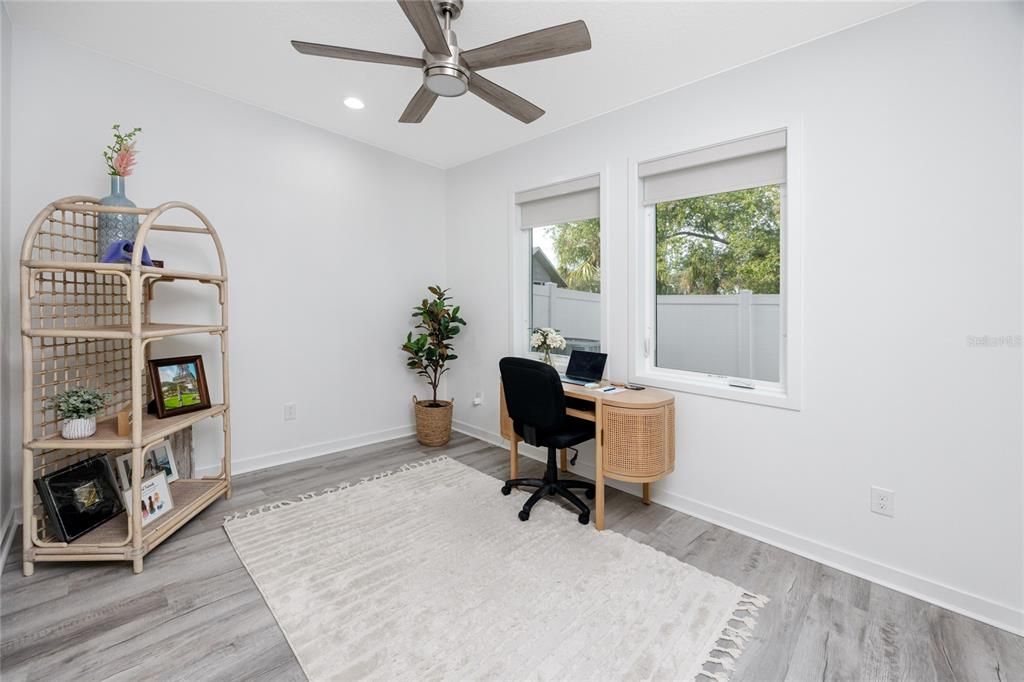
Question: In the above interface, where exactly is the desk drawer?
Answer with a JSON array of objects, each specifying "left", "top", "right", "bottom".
[{"left": 602, "top": 404, "right": 675, "bottom": 480}]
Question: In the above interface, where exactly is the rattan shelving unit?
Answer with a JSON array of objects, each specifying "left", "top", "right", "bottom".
[{"left": 19, "top": 196, "right": 231, "bottom": 575}]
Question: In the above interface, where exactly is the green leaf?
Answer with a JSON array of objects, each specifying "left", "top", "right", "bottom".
[{"left": 401, "top": 285, "right": 467, "bottom": 390}]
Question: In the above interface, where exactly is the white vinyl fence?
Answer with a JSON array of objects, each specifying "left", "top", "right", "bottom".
[{"left": 532, "top": 283, "right": 780, "bottom": 381}]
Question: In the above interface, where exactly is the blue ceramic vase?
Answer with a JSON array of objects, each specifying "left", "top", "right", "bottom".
[{"left": 97, "top": 175, "right": 140, "bottom": 260}]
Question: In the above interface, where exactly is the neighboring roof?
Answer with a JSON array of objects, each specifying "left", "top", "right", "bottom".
[{"left": 532, "top": 248, "right": 567, "bottom": 288}]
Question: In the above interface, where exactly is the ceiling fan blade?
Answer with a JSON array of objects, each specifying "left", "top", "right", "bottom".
[
  {"left": 396, "top": 0, "right": 451, "bottom": 57},
  {"left": 468, "top": 73, "right": 544, "bottom": 124},
  {"left": 460, "top": 20, "right": 591, "bottom": 71},
  {"left": 291, "top": 40, "right": 424, "bottom": 68},
  {"left": 399, "top": 85, "right": 439, "bottom": 123}
]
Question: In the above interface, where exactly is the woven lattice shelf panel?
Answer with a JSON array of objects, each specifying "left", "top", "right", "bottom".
[{"left": 20, "top": 196, "right": 231, "bottom": 576}]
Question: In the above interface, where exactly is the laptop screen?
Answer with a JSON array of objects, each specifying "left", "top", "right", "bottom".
[{"left": 565, "top": 350, "right": 607, "bottom": 381}]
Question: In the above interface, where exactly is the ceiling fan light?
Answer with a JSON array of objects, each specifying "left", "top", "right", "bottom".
[{"left": 424, "top": 65, "right": 469, "bottom": 97}]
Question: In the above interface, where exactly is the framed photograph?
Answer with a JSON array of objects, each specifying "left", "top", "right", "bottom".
[
  {"left": 114, "top": 441, "right": 178, "bottom": 491},
  {"left": 34, "top": 454, "right": 124, "bottom": 542},
  {"left": 124, "top": 472, "right": 175, "bottom": 527},
  {"left": 147, "top": 440, "right": 180, "bottom": 484},
  {"left": 147, "top": 355, "right": 210, "bottom": 419}
]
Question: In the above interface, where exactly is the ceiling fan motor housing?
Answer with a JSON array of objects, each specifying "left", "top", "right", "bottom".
[
  {"left": 434, "top": 0, "right": 463, "bottom": 21},
  {"left": 423, "top": 28, "right": 470, "bottom": 97}
]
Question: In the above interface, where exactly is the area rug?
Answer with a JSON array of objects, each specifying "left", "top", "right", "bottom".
[{"left": 223, "top": 456, "right": 766, "bottom": 681}]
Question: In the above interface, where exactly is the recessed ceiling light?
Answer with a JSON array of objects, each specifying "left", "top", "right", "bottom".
[{"left": 343, "top": 97, "right": 365, "bottom": 110}]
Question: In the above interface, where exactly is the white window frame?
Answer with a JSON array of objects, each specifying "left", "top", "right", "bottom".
[
  {"left": 628, "top": 122, "right": 804, "bottom": 410},
  {"left": 508, "top": 167, "right": 611, "bottom": 373}
]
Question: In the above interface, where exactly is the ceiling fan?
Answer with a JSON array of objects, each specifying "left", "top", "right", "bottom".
[{"left": 291, "top": 0, "right": 591, "bottom": 124}]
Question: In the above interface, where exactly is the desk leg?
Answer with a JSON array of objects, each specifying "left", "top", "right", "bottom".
[
  {"left": 560, "top": 448, "right": 568, "bottom": 472},
  {"left": 595, "top": 410, "right": 605, "bottom": 530},
  {"left": 642, "top": 483, "right": 651, "bottom": 505},
  {"left": 509, "top": 437, "right": 519, "bottom": 479}
]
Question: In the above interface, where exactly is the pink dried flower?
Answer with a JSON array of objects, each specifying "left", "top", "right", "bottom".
[{"left": 112, "top": 144, "right": 137, "bottom": 177}]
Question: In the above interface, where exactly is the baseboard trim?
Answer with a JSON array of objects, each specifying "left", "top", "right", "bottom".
[
  {"left": 0, "top": 505, "right": 20, "bottom": 570},
  {"left": 195, "top": 424, "right": 417, "bottom": 478},
  {"left": 451, "top": 420, "right": 1024, "bottom": 636}
]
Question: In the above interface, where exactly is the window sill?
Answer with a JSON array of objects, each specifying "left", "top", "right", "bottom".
[{"left": 631, "top": 369, "right": 801, "bottom": 410}]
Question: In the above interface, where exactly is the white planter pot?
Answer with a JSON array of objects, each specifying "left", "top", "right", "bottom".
[{"left": 61, "top": 417, "right": 97, "bottom": 440}]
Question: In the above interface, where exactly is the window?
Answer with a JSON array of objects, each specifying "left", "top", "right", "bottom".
[
  {"left": 654, "top": 185, "right": 781, "bottom": 381},
  {"left": 529, "top": 220, "right": 601, "bottom": 356},
  {"left": 515, "top": 176, "right": 601, "bottom": 358},
  {"left": 635, "top": 129, "right": 799, "bottom": 406}
]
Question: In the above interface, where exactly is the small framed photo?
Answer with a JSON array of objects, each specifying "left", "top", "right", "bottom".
[
  {"left": 115, "top": 440, "right": 179, "bottom": 490},
  {"left": 124, "top": 472, "right": 174, "bottom": 527},
  {"left": 147, "top": 440, "right": 180, "bottom": 484},
  {"left": 147, "top": 355, "right": 211, "bottom": 419},
  {"left": 114, "top": 453, "right": 133, "bottom": 491}
]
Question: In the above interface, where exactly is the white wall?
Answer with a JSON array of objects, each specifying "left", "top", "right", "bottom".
[
  {"left": 445, "top": 2, "right": 1024, "bottom": 633},
  {"left": 3, "top": 25, "right": 446, "bottom": 493},
  {"left": 0, "top": 2, "right": 14, "bottom": 564}
]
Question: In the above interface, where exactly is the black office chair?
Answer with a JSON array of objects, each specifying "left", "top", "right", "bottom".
[{"left": 499, "top": 357, "right": 597, "bottom": 524}]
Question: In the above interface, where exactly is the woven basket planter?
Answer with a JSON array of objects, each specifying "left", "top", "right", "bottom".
[{"left": 413, "top": 397, "right": 453, "bottom": 447}]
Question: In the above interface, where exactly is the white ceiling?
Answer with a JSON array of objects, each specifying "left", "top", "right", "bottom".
[{"left": 7, "top": 1, "right": 909, "bottom": 168}]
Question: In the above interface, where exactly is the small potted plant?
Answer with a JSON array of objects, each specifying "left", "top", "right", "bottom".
[
  {"left": 531, "top": 327, "right": 566, "bottom": 365},
  {"left": 48, "top": 388, "right": 107, "bottom": 439},
  {"left": 402, "top": 286, "right": 466, "bottom": 447}
]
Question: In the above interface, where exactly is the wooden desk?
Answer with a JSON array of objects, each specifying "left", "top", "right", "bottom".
[{"left": 499, "top": 381, "right": 676, "bottom": 530}]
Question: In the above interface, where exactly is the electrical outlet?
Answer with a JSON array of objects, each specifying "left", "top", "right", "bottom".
[
  {"left": 870, "top": 486, "right": 894, "bottom": 517},
  {"left": 284, "top": 403, "right": 297, "bottom": 421},
  {"left": 472, "top": 391, "right": 483, "bottom": 406}
]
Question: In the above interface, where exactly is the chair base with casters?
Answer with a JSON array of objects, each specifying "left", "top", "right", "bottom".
[{"left": 502, "top": 445, "right": 596, "bottom": 524}]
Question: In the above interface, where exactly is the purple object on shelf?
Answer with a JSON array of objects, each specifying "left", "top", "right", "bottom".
[{"left": 99, "top": 239, "right": 153, "bottom": 266}]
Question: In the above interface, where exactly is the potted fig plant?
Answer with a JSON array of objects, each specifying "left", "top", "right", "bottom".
[
  {"left": 402, "top": 286, "right": 466, "bottom": 446},
  {"left": 48, "top": 387, "right": 107, "bottom": 440}
]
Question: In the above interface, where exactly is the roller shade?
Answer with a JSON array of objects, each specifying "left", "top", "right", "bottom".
[
  {"left": 516, "top": 175, "right": 600, "bottom": 229},
  {"left": 640, "top": 130, "right": 786, "bottom": 205}
]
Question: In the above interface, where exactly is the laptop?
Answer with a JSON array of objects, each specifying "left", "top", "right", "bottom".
[{"left": 560, "top": 350, "right": 608, "bottom": 385}]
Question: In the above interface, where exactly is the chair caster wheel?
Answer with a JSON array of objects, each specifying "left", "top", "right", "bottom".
[
  {"left": 501, "top": 485, "right": 512, "bottom": 495},
  {"left": 585, "top": 489, "right": 596, "bottom": 500},
  {"left": 518, "top": 510, "right": 530, "bottom": 522},
  {"left": 578, "top": 512, "right": 590, "bottom": 525}
]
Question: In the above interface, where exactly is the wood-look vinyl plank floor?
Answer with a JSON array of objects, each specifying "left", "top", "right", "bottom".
[{"left": 2, "top": 433, "right": 1021, "bottom": 681}]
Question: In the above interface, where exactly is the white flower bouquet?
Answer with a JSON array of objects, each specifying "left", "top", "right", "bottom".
[{"left": 530, "top": 327, "right": 566, "bottom": 365}]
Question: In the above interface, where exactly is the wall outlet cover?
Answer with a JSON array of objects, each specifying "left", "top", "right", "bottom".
[{"left": 870, "top": 486, "right": 894, "bottom": 517}]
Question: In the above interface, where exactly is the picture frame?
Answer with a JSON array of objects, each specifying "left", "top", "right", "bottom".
[
  {"left": 147, "top": 355, "right": 211, "bottom": 419},
  {"left": 34, "top": 454, "right": 124, "bottom": 542},
  {"left": 114, "top": 440, "right": 179, "bottom": 491},
  {"left": 147, "top": 440, "right": 180, "bottom": 484},
  {"left": 124, "top": 472, "right": 175, "bottom": 527}
]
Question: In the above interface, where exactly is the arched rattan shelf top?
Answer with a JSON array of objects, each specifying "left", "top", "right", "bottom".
[{"left": 20, "top": 195, "right": 227, "bottom": 281}]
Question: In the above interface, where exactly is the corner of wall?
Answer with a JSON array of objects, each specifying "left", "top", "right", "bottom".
[{"left": 0, "top": 0, "right": 18, "bottom": 567}]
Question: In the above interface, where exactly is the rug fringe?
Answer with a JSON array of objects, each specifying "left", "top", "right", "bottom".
[
  {"left": 222, "top": 454, "right": 452, "bottom": 522},
  {"left": 695, "top": 591, "right": 769, "bottom": 682}
]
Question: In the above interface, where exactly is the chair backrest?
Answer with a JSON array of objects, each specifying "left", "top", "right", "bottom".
[{"left": 499, "top": 357, "right": 566, "bottom": 435}]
